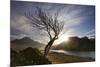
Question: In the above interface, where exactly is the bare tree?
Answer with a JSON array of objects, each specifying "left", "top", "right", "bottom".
[{"left": 25, "top": 7, "right": 64, "bottom": 56}]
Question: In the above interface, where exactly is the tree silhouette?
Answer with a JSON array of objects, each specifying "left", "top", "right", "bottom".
[{"left": 25, "top": 7, "right": 64, "bottom": 56}]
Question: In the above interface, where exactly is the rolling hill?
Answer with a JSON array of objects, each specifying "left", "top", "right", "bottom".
[{"left": 11, "top": 37, "right": 45, "bottom": 51}]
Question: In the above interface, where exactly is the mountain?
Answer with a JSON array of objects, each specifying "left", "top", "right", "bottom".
[
  {"left": 51, "top": 37, "right": 95, "bottom": 51},
  {"left": 11, "top": 37, "right": 45, "bottom": 51}
]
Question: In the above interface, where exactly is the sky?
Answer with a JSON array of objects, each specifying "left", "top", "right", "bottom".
[{"left": 11, "top": 1, "right": 95, "bottom": 45}]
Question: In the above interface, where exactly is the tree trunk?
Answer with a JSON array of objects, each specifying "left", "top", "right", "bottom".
[{"left": 44, "top": 37, "right": 56, "bottom": 57}]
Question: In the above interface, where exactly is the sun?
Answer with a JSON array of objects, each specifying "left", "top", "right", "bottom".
[{"left": 54, "top": 34, "right": 69, "bottom": 45}]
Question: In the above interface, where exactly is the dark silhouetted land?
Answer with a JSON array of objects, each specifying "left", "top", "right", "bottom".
[{"left": 52, "top": 37, "right": 95, "bottom": 51}]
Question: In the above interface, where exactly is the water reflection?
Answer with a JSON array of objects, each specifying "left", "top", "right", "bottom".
[{"left": 50, "top": 50, "right": 95, "bottom": 58}]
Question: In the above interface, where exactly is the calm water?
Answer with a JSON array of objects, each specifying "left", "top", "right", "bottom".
[{"left": 50, "top": 50, "right": 95, "bottom": 58}]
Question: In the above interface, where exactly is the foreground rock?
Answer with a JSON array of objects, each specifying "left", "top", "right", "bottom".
[{"left": 11, "top": 47, "right": 51, "bottom": 66}]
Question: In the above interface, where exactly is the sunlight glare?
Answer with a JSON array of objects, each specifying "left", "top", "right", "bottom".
[{"left": 54, "top": 34, "right": 69, "bottom": 45}]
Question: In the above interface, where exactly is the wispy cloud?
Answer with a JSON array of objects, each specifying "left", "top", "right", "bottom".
[
  {"left": 85, "top": 29, "right": 95, "bottom": 35},
  {"left": 11, "top": 1, "right": 95, "bottom": 44},
  {"left": 84, "top": 29, "right": 95, "bottom": 38}
]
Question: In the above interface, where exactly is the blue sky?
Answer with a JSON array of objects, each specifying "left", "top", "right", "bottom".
[{"left": 11, "top": 1, "right": 95, "bottom": 44}]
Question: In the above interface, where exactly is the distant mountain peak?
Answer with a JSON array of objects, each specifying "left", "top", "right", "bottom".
[
  {"left": 21, "top": 37, "right": 32, "bottom": 40},
  {"left": 14, "top": 37, "right": 45, "bottom": 45},
  {"left": 11, "top": 37, "right": 38, "bottom": 45},
  {"left": 11, "top": 37, "right": 45, "bottom": 51}
]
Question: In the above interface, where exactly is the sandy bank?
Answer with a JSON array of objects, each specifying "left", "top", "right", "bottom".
[{"left": 47, "top": 52, "right": 95, "bottom": 64}]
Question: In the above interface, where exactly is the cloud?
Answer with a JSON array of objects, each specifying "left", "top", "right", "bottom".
[
  {"left": 85, "top": 29, "right": 95, "bottom": 35},
  {"left": 61, "top": 6, "right": 92, "bottom": 28},
  {"left": 84, "top": 29, "right": 95, "bottom": 38},
  {"left": 11, "top": 1, "right": 95, "bottom": 44}
]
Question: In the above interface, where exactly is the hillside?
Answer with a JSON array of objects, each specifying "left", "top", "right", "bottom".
[
  {"left": 52, "top": 37, "right": 95, "bottom": 51},
  {"left": 11, "top": 37, "right": 45, "bottom": 51}
]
